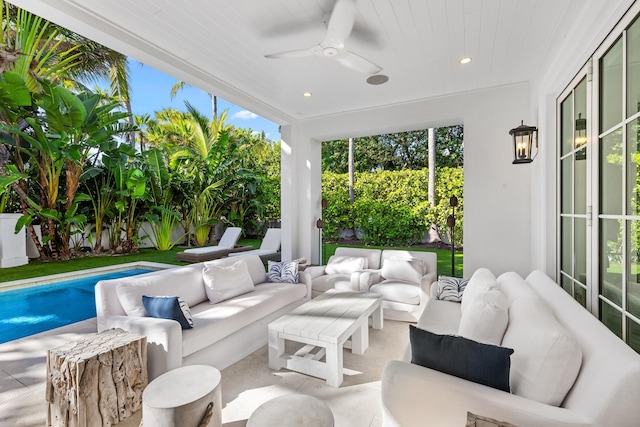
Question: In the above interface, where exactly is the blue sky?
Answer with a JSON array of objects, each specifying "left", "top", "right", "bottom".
[{"left": 125, "top": 59, "right": 281, "bottom": 141}]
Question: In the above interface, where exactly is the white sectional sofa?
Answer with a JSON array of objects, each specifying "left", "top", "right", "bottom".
[
  {"left": 381, "top": 269, "right": 640, "bottom": 427},
  {"left": 95, "top": 254, "right": 310, "bottom": 380},
  {"left": 301, "top": 247, "right": 437, "bottom": 321}
]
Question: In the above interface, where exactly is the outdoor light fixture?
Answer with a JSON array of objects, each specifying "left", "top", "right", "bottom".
[
  {"left": 575, "top": 113, "right": 587, "bottom": 148},
  {"left": 509, "top": 120, "right": 538, "bottom": 164}
]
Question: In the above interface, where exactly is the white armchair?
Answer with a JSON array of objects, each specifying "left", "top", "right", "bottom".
[
  {"left": 359, "top": 250, "right": 437, "bottom": 322},
  {"left": 301, "top": 247, "right": 382, "bottom": 298}
]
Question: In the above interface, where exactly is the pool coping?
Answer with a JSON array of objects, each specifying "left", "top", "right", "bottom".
[{"left": 0, "top": 261, "right": 177, "bottom": 292}]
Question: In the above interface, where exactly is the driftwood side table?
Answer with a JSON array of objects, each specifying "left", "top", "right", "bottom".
[{"left": 46, "top": 328, "right": 147, "bottom": 427}]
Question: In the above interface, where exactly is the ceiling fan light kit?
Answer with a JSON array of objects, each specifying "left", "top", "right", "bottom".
[{"left": 265, "top": 0, "right": 382, "bottom": 75}]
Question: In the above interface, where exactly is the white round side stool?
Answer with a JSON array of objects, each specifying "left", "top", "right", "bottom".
[
  {"left": 246, "top": 394, "right": 334, "bottom": 427},
  {"left": 142, "top": 365, "right": 222, "bottom": 427}
]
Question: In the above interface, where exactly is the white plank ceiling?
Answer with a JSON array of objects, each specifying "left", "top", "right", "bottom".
[{"left": 9, "top": 0, "right": 585, "bottom": 125}]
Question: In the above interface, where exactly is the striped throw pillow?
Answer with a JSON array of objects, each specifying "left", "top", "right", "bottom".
[
  {"left": 267, "top": 260, "right": 299, "bottom": 284},
  {"left": 436, "top": 276, "right": 469, "bottom": 302}
]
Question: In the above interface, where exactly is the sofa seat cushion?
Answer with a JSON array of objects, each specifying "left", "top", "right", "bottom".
[
  {"left": 116, "top": 265, "right": 208, "bottom": 317},
  {"left": 370, "top": 280, "right": 421, "bottom": 305},
  {"left": 182, "top": 282, "right": 306, "bottom": 356},
  {"left": 416, "top": 298, "right": 461, "bottom": 336},
  {"left": 312, "top": 274, "right": 353, "bottom": 293}
]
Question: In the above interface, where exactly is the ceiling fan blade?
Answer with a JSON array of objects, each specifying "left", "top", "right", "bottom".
[
  {"left": 322, "top": 0, "right": 357, "bottom": 48},
  {"left": 335, "top": 50, "right": 382, "bottom": 74},
  {"left": 265, "top": 46, "right": 318, "bottom": 59}
]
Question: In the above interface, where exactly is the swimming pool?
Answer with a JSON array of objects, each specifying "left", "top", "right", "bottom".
[{"left": 0, "top": 264, "right": 168, "bottom": 343}]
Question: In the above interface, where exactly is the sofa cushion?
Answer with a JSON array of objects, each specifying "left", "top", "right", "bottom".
[
  {"left": 312, "top": 274, "right": 353, "bottom": 292},
  {"left": 458, "top": 288, "right": 508, "bottom": 345},
  {"left": 381, "top": 258, "right": 424, "bottom": 285},
  {"left": 461, "top": 268, "right": 498, "bottom": 313},
  {"left": 409, "top": 326, "right": 513, "bottom": 392},
  {"left": 501, "top": 297, "right": 583, "bottom": 406},
  {"left": 416, "top": 298, "right": 462, "bottom": 336},
  {"left": 183, "top": 282, "right": 306, "bottom": 356},
  {"left": 203, "top": 258, "right": 255, "bottom": 304},
  {"left": 497, "top": 271, "right": 538, "bottom": 304},
  {"left": 267, "top": 260, "right": 299, "bottom": 284},
  {"left": 370, "top": 280, "right": 421, "bottom": 305},
  {"left": 142, "top": 295, "right": 193, "bottom": 329},
  {"left": 115, "top": 265, "right": 208, "bottom": 317},
  {"left": 324, "top": 255, "right": 366, "bottom": 275},
  {"left": 436, "top": 276, "right": 469, "bottom": 302}
]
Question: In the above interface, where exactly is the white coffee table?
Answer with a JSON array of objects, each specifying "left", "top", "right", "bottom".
[{"left": 268, "top": 289, "right": 383, "bottom": 387}]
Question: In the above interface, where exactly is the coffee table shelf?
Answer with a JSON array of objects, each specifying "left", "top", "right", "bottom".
[{"left": 268, "top": 289, "right": 383, "bottom": 387}]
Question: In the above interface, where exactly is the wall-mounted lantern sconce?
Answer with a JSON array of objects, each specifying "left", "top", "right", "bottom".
[
  {"left": 509, "top": 120, "right": 538, "bottom": 164},
  {"left": 575, "top": 113, "right": 587, "bottom": 148}
]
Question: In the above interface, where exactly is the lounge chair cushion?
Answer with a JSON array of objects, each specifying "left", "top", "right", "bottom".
[{"left": 203, "top": 258, "right": 255, "bottom": 304}]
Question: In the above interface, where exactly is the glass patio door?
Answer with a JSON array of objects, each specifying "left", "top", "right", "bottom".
[
  {"left": 559, "top": 73, "right": 589, "bottom": 308},
  {"left": 593, "top": 15, "right": 640, "bottom": 351}
]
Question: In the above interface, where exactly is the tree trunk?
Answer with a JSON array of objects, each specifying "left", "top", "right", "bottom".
[
  {"left": 348, "top": 137, "right": 355, "bottom": 204},
  {"left": 428, "top": 128, "right": 435, "bottom": 207}
]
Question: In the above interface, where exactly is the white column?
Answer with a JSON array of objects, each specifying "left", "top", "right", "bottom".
[{"left": 280, "top": 124, "right": 323, "bottom": 264}]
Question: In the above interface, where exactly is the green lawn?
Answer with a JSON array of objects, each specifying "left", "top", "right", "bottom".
[{"left": 0, "top": 239, "right": 463, "bottom": 283}]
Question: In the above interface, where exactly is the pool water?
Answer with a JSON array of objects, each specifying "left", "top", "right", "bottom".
[{"left": 0, "top": 268, "right": 153, "bottom": 344}]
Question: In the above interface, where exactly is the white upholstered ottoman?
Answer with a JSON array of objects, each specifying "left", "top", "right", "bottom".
[{"left": 247, "top": 394, "right": 334, "bottom": 427}]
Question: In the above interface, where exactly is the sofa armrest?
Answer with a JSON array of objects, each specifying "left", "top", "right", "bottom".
[
  {"left": 357, "top": 269, "right": 382, "bottom": 292},
  {"left": 98, "top": 315, "right": 183, "bottom": 381},
  {"left": 381, "top": 361, "right": 591, "bottom": 427}
]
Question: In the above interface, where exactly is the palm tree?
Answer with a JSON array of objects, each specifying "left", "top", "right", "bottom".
[
  {"left": 170, "top": 80, "right": 218, "bottom": 121},
  {"left": 134, "top": 113, "right": 154, "bottom": 152}
]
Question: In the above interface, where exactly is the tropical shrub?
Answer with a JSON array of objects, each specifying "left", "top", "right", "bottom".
[{"left": 321, "top": 167, "right": 464, "bottom": 246}]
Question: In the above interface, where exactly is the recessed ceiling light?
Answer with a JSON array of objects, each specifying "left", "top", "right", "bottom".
[
  {"left": 303, "top": 92, "right": 312, "bottom": 97},
  {"left": 366, "top": 74, "right": 389, "bottom": 85},
  {"left": 459, "top": 57, "right": 472, "bottom": 64}
]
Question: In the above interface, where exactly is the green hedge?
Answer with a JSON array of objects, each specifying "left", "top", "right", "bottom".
[{"left": 322, "top": 167, "right": 463, "bottom": 246}]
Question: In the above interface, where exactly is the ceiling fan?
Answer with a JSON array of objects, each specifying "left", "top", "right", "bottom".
[{"left": 264, "top": 0, "right": 382, "bottom": 75}]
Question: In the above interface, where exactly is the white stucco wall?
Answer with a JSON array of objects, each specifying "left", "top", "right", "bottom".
[{"left": 281, "top": 83, "right": 533, "bottom": 277}]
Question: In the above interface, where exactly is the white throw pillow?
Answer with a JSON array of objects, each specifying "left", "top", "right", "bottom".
[
  {"left": 116, "top": 278, "right": 184, "bottom": 317},
  {"left": 381, "top": 258, "right": 424, "bottom": 285},
  {"left": 501, "top": 297, "right": 583, "bottom": 406},
  {"left": 202, "top": 259, "right": 255, "bottom": 304},
  {"left": 461, "top": 268, "right": 498, "bottom": 313},
  {"left": 457, "top": 288, "right": 508, "bottom": 345},
  {"left": 324, "top": 256, "right": 366, "bottom": 275}
]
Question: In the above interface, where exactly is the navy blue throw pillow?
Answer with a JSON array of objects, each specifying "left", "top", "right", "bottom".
[
  {"left": 409, "top": 325, "right": 513, "bottom": 392},
  {"left": 142, "top": 295, "right": 194, "bottom": 329}
]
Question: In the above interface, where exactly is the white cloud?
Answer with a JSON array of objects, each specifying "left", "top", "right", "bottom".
[{"left": 232, "top": 110, "right": 258, "bottom": 120}]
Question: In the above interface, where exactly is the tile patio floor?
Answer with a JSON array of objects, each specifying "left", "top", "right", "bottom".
[{"left": 0, "top": 316, "right": 409, "bottom": 426}]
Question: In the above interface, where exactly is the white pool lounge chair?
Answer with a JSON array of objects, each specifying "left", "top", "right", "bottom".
[
  {"left": 229, "top": 228, "right": 281, "bottom": 262},
  {"left": 176, "top": 227, "right": 252, "bottom": 262}
]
